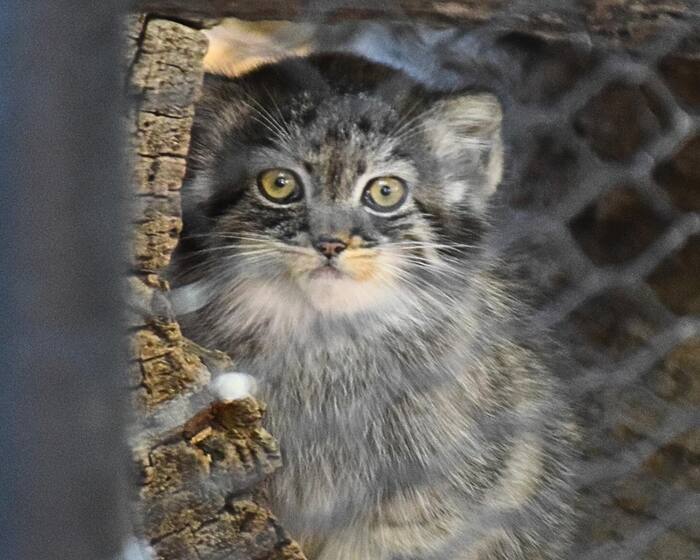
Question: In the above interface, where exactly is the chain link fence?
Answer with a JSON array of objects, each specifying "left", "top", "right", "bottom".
[{"left": 126, "top": 4, "right": 700, "bottom": 559}]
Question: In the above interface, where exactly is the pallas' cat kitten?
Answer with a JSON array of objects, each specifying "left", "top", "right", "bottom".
[{"left": 172, "top": 54, "right": 576, "bottom": 559}]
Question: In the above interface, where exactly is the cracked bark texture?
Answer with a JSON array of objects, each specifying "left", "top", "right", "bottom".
[{"left": 126, "top": 14, "right": 306, "bottom": 560}]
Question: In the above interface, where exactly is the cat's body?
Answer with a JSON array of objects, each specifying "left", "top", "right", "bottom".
[{"left": 173, "top": 54, "right": 576, "bottom": 559}]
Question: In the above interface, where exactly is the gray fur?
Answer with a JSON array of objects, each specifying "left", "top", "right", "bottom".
[{"left": 172, "top": 54, "right": 577, "bottom": 559}]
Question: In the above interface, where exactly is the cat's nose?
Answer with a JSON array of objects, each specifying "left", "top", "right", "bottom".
[{"left": 314, "top": 237, "right": 347, "bottom": 258}]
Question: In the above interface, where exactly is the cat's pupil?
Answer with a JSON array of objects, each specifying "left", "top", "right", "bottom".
[
  {"left": 274, "top": 176, "right": 287, "bottom": 189},
  {"left": 380, "top": 184, "right": 392, "bottom": 197}
]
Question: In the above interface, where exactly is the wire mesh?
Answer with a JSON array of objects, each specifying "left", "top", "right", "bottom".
[{"left": 129, "top": 5, "right": 700, "bottom": 559}]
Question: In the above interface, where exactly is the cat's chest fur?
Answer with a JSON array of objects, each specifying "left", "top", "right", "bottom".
[
  {"left": 230, "top": 313, "right": 478, "bottom": 524},
  {"left": 238, "top": 315, "right": 458, "bottom": 439}
]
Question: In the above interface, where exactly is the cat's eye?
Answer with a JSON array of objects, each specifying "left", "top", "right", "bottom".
[
  {"left": 257, "top": 168, "right": 302, "bottom": 204},
  {"left": 362, "top": 177, "right": 407, "bottom": 212}
]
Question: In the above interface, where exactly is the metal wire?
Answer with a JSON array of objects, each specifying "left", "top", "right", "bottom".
[
  {"left": 134, "top": 5, "right": 700, "bottom": 558},
  {"left": 228, "top": 14, "right": 700, "bottom": 558}
]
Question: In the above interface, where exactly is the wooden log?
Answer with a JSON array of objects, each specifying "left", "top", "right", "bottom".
[
  {"left": 135, "top": 0, "right": 697, "bottom": 45},
  {"left": 126, "top": 15, "right": 306, "bottom": 559},
  {"left": 136, "top": 0, "right": 508, "bottom": 24}
]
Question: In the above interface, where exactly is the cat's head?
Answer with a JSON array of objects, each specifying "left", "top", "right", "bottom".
[{"left": 175, "top": 54, "right": 503, "bottom": 323}]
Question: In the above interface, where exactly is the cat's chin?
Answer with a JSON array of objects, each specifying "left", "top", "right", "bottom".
[{"left": 301, "top": 272, "right": 391, "bottom": 316}]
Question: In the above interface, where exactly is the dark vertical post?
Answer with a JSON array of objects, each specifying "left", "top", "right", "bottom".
[{"left": 0, "top": 3, "right": 128, "bottom": 560}]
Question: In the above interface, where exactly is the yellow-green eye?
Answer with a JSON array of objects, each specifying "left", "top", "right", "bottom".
[
  {"left": 362, "top": 177, "right": 407, "bottom": 212},
  {"left": 257, "top": 168, "right": 302, "bottom": 203}
]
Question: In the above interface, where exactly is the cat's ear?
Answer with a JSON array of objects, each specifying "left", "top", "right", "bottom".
[{"left": 422, "top": 92, "right": 503, "bottom": 209}]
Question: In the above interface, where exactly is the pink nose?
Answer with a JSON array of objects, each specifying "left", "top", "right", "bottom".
[{"left": 314, "top": 238, "right": 347, "bottom": 258}]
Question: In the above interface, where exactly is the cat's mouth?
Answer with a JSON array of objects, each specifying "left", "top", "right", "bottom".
[
  {"left": 309, "top": 262, "right": 344, "bottom": 280},
  {"left": 289, "top": 248, "right": 387, "bottom": 288},
  {"left": 291, "top": 251, "right": 397, "bottom": 314}
]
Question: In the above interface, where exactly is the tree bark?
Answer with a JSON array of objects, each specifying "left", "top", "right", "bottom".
[
  {"left": 126, "top": 15, "right": 306, "bottom": 560},
  {"left": 134, "top": 0, "right": 698, "bottom": 45}
]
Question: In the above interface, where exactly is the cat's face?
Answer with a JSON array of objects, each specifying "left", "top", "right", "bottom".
[{"left": 176, "top": 55, "right": 503, "bottom": 322}]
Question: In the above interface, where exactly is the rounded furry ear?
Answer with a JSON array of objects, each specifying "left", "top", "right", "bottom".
[{"left": 422, "top": 92, "right": 503, "bottom": 209}]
